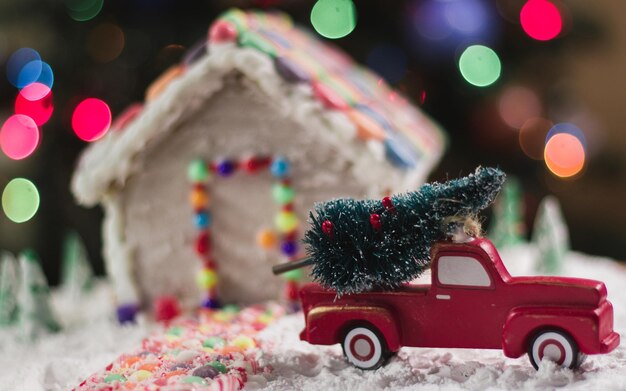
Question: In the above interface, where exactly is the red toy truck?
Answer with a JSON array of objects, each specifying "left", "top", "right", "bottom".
[{"left": 299, "top": 238, "right": 619, "bottom": 370}]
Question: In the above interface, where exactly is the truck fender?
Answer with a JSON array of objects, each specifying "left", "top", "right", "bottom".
[
  {"left": 301, "top": 305, "right": 401, "bottom": 352},
  {"left": 502, "top": 306, "right": 600, "bottom": 358}
]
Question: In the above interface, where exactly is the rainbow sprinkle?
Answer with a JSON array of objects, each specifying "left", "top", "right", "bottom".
[{"left": 75, "top": 304, "right": 284, "bottom": 390}]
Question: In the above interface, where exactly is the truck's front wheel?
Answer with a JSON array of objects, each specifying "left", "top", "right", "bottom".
[
  {"left": 528, "top": 330, "right": 581, "bottom": 370},
  {"left": 342, "top": 325, "right": 390, "bottom": 370}
]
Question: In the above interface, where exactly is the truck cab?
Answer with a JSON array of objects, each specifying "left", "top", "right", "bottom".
[{"left": 299, "top": 238, "right": 619, "bottom": 370}]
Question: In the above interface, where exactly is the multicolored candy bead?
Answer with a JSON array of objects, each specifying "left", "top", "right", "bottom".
[
  {"left": 272, "top": 183, "right": 295, "bottom": 205},
  {"left": 270, "top": 157, "right": 290, "bottom": 178},
  {"left": 187, "top": 159, "right": 210, "bottom": 183},
  {"left": 196, "top": 268, "right": 218, "bottom": 290},
  {"left": 215, "top": 160, "right": 236, "bottom": 177},
  {"left": 195, "top": 211, "right": 211, "bottom": 229},
  {"left": 275, "top": 211, "right": 298, "bottom": 233}
]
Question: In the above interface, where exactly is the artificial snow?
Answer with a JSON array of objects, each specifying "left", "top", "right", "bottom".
[{"left": 0, "top": 246, "right": 625, "bottom": 390}]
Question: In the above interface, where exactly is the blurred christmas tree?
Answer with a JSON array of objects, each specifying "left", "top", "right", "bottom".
[
  {"left": 17, "top": 250, "right": 61, "bottom": 339},
  {"left": 489, "top": 178, "right": 525, "bottom": 248},
  {"left": 532, "top": 196, "right": 569, "bottom": 274},
  {"left": 0, "top": 251, "right": 19, "bottom": 326},
  {"left": 60, "top": 231, "right": 94, "bottom": 301}
]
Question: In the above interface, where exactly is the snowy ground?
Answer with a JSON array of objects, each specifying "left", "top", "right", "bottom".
[
  {"left": 0, "top": 246, "right": 625, "bottom": 391},
  {"left": 0, "top": 282, "right": 150, "bottom": 391}
]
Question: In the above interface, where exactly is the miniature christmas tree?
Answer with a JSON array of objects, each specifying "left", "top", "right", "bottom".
[
  {"left": 532, "top": 196, "right": 569, "bottom": 274},
  {"left": 61, "top": 231, "right": 94, "bottom": 300},
  {"left": 0, "top": 251, "right": 19, "bottom": 326},
  {"left": 489, "top": 177, "right": 525, "bottom": 248},
  {"left": 303, "top": 167, "right": 505, "bottom": 295},
  {"left": 17, "top": 249, "right": 61, "bottom": 339}
]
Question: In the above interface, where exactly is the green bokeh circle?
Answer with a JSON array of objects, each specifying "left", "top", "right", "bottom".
[
  {"left": 310, "top": 0, "right": 357, "bottom": 39},
  {"left": 2, "top": 178, "right": 40, "bottom": 223},
  {"left": 458, "top": 45, "right": 501, "bottom": 87}
]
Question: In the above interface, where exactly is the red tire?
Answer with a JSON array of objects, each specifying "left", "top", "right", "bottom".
[
  {"left": 528, "top": 329, "right": 582, "bottom": 370},
  {"left": 342, "top": 325, "right": 390, "bottom": 370}
]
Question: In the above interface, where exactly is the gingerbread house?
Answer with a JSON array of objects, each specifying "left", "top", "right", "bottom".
[{"left": 71, "top": 9, "right": 446, "bottom": 316}]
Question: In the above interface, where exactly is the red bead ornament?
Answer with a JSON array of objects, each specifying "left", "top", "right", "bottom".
[
  {"left": 382, "top": 196, "right": 396, "bottom": 214},
  {"left": 203, "top": 259, "right": 217, "bottom": 269},
  {"left": 284, "top": 230, "right": 298, "bottom": 241},
  {"left": 322, "top": 220, "right": 334, "bottom": 239},
  {"left": 370, "top": 213, "right": 382, "bottom": 231},
  {"left": 153, "top": 295, "right": 181, "bottom": 323},
  {"left": 282, "top": 203, "right": 295, "bottom": 212},
  {"left": 241, "top": 156, "right": 271, "bottom": 173},
  {"left": 285, "top": 281, "right": 299, "bottom": 301},
  {"left": 195, "top": 232, "right": 211, "bottom": 255},
  {"left": 209, "top": 20, "right": 238, "bottom": 43}
]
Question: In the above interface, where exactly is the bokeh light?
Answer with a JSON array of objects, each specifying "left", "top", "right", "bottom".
[
  {"left": 413, "top": 0, "right": 451, "bottom": 41},
  {"left": 71, "top": 98, "right": 112, "bottom": 142},
  {"left": 18, "top": 81, "right": 51, "bottom": 101},
  {"left": 520, "top": 0, "right": 562, "bottom": 41},
  {"left": 2, "top": 178, "right": 40, "bottom": 223},
  {"left": 519, "top": 117, "right": 553, "bottom": 160},
  {"left": 6, "top": 48, "right": 41, "bottom": 88},
  {"left": 28, "top": 61, "right": 54, "bottom": 89},
  {"left": 406, "top": 0, "right": 500, "bottom": 61},
  {"left": 444, "top": 0, "right": 488, "bottom": 34},
  {"left": 0, "top": 114, "right": 40, "bottom": 160},
  {"left": 87, "top": 23, "right": 125, "bottom": 63},
  {"left": 310, "top": 0, "right": 357, "bottom": 39},
  {"left": 66, "top": 0, "right": 104, "bottom": 22},
  {"left": 544, "top": 133, "right": 585, "bottom": 178},
  {"left": 546, "top": 122, "right": 586, "bottom": 148},
  {"left": 15, "top": 83, "right": 54, "bottom": 126},
  {"left": 499, "top": 85, "right": 541, "bottom": 129},
  {"left": 458, "top": 45, "right": 501, "bottom": 87},
  {"left": 17, "top": 60, "right": 43, "bottom": 88},
  {"left": 366, "top": 44, "right": 407, "bottom": 84}
]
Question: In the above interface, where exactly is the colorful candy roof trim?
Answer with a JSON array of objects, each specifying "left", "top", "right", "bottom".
[
  {"left": 75, "top": 304, "right": 283, "bottom": 390},
  {"left": 72, "top": 9, "right": 445, "bottom": 206},
  {"left": 113, "top": 9, "right": 444, "bottom": 170}
]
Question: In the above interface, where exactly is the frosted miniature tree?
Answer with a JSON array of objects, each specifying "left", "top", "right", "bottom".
[
  {"left": 0, "top": 251, "right": 19, "bottom": 326},
  {"left": 303, "top": 167, "right": 505, "bottom": 295},
  {"left": 61, "top": 231, "right": 94, "bottom": 301},
  {"left": 489, "top": 177, "right": 525, "bottom": 248},
  {"left": 532, "top": 196, "right": 569, "bottom": 274},
  {"left": 17, "top": 250, "right": 61, "bottom": 339}
]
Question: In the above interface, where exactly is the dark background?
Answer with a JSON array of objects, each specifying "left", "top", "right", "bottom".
[{"left": 0, "top": 0, "right": 623, "bottom": 284}]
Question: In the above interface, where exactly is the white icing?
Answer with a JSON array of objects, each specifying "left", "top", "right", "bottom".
[
  {"left": 120, "top": 75, "right": 376, "bottom": 307},
  {"left": 102, "top": 194, "right": 139, "bottom": 305}
]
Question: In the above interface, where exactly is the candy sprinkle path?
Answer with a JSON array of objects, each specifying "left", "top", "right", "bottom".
[{"left": 74, "top": 303, "right": 284, "bottom": 391}]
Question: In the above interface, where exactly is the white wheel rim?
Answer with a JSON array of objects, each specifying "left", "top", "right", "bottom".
[
  {"left": 344, "top": 327, "right": 382, "bottom": 369},
  {"left": 532, "top": 331, "right": 574, "bottom": 367}
]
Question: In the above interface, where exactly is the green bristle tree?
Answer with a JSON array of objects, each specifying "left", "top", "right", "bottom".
[{"left": 303, "top": 167, "right": 506, "bottom": 295}]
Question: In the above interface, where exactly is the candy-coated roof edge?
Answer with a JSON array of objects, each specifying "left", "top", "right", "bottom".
[{"left": 71, "top": 9, "right": 446, "bottom": 206}]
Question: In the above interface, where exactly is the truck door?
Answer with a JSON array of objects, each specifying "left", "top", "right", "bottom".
[{"left": 427, "top": 254, "right": 502, "bottom": 349}]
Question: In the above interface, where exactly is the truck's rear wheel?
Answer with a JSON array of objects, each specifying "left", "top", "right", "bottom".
[
  {"left": 528, "top": 330, "right": 581, "bottom": 370},
  {"left": 342, "top": 325, "right": 390, "bottom": 370}
]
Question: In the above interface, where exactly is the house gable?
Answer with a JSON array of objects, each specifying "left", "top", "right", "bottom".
[{"left": 119, "top": 72, "right": 375, "bottom": 305}]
